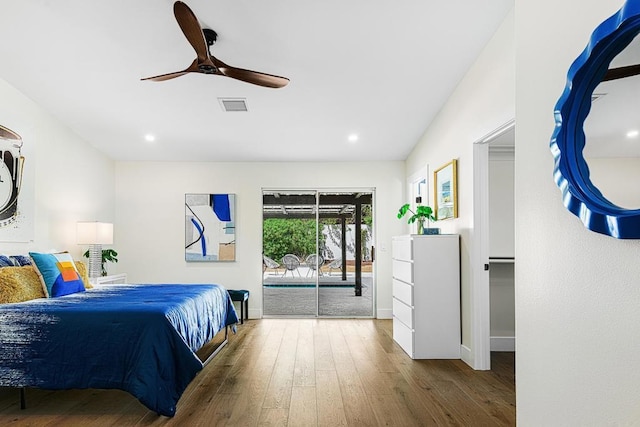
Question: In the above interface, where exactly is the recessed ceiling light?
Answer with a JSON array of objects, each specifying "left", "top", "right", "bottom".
[
  {"left": 348, "top": 134, "right": 358, "bottom": 143},
  {"left": 144, "top": 134, "right": 156, "bottom": 142},
  {"left": 626, "top": 130, "right": 639, "bottom": 138}
]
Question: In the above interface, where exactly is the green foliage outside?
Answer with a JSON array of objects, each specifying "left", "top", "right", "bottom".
[
  {"left": 263, "top": 205, "right": 373, "bottom": 263},
  {"left": 263, "top": 219, "right": 324, "bottom": 262}
]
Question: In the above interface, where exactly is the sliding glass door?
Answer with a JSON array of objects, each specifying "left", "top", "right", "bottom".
[
  {"left": 262, "top": 189, "right": 374, "bottom": 318},
  {"left": 262, "top": 190, "right": 319, "bottom": 316}
]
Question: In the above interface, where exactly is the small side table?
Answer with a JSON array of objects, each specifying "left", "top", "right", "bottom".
[
  {"left": 90, "top": 273, "right": 128, "bottom": 286},
  {"left": 227, "top": 289, "right": 249, "bottom": 324}
]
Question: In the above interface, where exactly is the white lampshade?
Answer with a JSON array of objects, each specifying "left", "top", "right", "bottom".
[{"left": 77, "top": 222, "right": 113, "bottom": 245}]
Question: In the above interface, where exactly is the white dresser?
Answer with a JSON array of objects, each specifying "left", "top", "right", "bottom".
[{"left": 392, "top": 234, "right": 460, "bottom": 359}]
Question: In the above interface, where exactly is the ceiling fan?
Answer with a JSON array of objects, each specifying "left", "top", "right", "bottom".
[{"left": 142, "top": 1, "right": 289, "bottom": 88}]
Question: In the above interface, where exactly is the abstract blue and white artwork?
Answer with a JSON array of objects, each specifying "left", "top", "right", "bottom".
[{"left": 185, "top": 193, "right": 235, "bottom": 261}]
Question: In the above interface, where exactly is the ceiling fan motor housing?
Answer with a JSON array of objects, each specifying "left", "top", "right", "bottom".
[{"left": 203, "top": 28, "right": 217, "bottom": 46}]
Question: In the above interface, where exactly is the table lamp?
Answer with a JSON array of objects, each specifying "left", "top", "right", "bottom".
[{"left": 77, "top": 221, "right": 113, "bottom": 278}]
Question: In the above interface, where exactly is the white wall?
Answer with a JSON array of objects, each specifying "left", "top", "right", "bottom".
[
  {"left": 405, "top": 10, "right": 515, "bottom": 355},
  {"left": 516, "top": 0, "right": 640, "bottom": 424},
  {"left": 115, "top": 161, "right": 405, "bottom": 319},
  {"left": 322, "top": 224, "right": 372, "bottom": 261},
  {"left": 489, "top": 150, "right": 515, "bottom": 257},
  {"left": 0, "top": 77, "right": 115, "bottom": 258}
]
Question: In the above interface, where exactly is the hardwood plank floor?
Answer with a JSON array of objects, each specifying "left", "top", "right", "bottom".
[{"left": 0, "top": 319, "right": 515, "bottom": 426}]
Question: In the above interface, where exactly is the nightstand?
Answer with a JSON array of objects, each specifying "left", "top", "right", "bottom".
[{"left": 90, "top": 273, "right": 128, "bottom": 286}]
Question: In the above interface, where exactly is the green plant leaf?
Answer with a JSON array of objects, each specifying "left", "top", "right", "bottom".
[
  {"left": 397, "top": 204, "right": 413, "bottom": 220},
  {"left": 397, "top": 203, "right": 436, "bottom": 224}
]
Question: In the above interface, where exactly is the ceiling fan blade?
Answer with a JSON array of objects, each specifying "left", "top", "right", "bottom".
[
  {"left": 173, "top": 1, "right": 209, "bottom": 63},
  {"left": 141, "top": 59, "right": 199, "bottom": 82},
  {"left": 602, "top": 64, "right": 640, "bottom": 81},
  {"left": 147, "top": 2, "right": 289, "bottom": 88},
  {"left": 141, "top": 71, "right": 191, "bottom": 82},
  {"left": 218, "top": 64, "right": 290, "bottom": 88}
]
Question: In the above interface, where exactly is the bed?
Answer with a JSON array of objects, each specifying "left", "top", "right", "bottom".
[{"left": 0, "top": 283, "right": 238, "bottom": 417}]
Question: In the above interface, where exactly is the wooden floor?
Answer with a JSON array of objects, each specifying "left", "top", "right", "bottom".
[{"left": 0, "top": 319, "right": 515, "bottom": 426}]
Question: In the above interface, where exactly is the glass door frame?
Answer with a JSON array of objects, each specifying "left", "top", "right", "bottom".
[
  {"left": 262, "top": 189, "right": 319, "bottom": 317},
  {"left": 261, "top": 187, "right": 376, "bottom": 318}
]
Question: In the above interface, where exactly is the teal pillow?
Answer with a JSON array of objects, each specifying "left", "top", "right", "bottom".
[{"left": 29, "top": 251, "right": 86, "bottom": 298}]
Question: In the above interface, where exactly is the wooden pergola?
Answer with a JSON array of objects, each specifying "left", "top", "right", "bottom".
[{"left": 262, "top": 192, "right": 372, "bottom": 296}]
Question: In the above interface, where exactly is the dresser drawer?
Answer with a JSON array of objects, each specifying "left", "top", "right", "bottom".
[
  {"left": 392, "top": 259, "right": 413, "bottom": 284},
  {"left": 393, "top": 317, "right": 414, "bottom": 357},
  {"left": 392, "top": 238, "right": 413, "bottom": 261},
  {"left": 392, "top": 278, "right": 413, "bottom": 306},
  {"left": 392, "top": 297, "right": 413, "bottom": 328}
]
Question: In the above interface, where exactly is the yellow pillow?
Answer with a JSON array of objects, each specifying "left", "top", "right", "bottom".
[
  {"left": 0, "top": 266, "right": 46, "bottom": 304},
  {"left": 75, "top": 260, "right": 92, "bottom": 289}
]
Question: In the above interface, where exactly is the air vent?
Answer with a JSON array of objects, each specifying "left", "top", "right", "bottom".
[{"left": 218, "top": 98, "right": 248, "bottom": 112}]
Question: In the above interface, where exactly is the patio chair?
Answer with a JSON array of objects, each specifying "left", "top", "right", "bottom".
[
  {"left": 305, "top": 254, "right": 324, "bottom": 277},
  {"left": 281, "top": 254, "right": 301, "bottom": 277},
  {"left": 263, "top": 255, "right": 281, "bottom": 275},
  {"left": 327, "top": 258, "right": 343, "bottom": 276}
]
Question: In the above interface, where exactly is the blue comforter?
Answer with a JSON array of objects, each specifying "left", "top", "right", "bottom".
[{"left": 0, "top": 284, "right": 238, "bottom": 416}]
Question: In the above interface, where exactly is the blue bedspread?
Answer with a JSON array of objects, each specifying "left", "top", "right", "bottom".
[{"left": 0, "top": 284, "right": 238, "bottom": 416}]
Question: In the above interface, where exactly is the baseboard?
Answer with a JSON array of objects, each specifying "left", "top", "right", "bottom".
[
  {"left": 460, "top": 344, "right": 474, "bottom": 368},
  {"left": 490, "top": 336, "right": 515, "bottom": 351},
  {"left": 377, "top": 308, "right": 392, "bottom": 319}
]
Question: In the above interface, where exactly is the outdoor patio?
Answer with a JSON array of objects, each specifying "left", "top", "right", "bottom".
[{"left": 262, "top": 267, "right": 373, "bottom": 317}]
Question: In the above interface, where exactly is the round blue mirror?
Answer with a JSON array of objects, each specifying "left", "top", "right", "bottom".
[{"left": 552, "top": 1, "right": 640, "bottom": 238}]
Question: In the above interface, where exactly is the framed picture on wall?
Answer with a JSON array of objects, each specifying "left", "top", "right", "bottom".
[
  {"left": 0, "top": 123, "right": 34, "bottom": 242},
  {"left": 434, "top": 159, "right": 458, "bottom": 220},
  {"left": 185, "top": 193, "right": 236, "bottom": 261}
]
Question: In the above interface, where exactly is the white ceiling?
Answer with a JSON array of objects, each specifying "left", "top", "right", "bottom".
[
  {"left": 584, "top": 33, "right": 640, "bottom": 159},
  {"left": 0, "top": 0, "right": 513, "bottom": 162}
]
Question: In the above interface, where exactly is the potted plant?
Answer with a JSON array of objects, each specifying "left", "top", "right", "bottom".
[
  {"left": 83, "top": 248, "right": 118, "bottom": 276},
  {"left": 397, "top": 198, "right": 440, "bottom": 235}
]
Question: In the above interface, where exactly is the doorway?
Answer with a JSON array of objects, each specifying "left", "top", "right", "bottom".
[
  {"left": 261, "top": 189, "right": 375, "bottom": 317},
  {"left": 487, "top": 130, "right": 515, "bottom": 353},
  {"left": 471, "top": 120, "right": 515, "bottom": 370}
]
